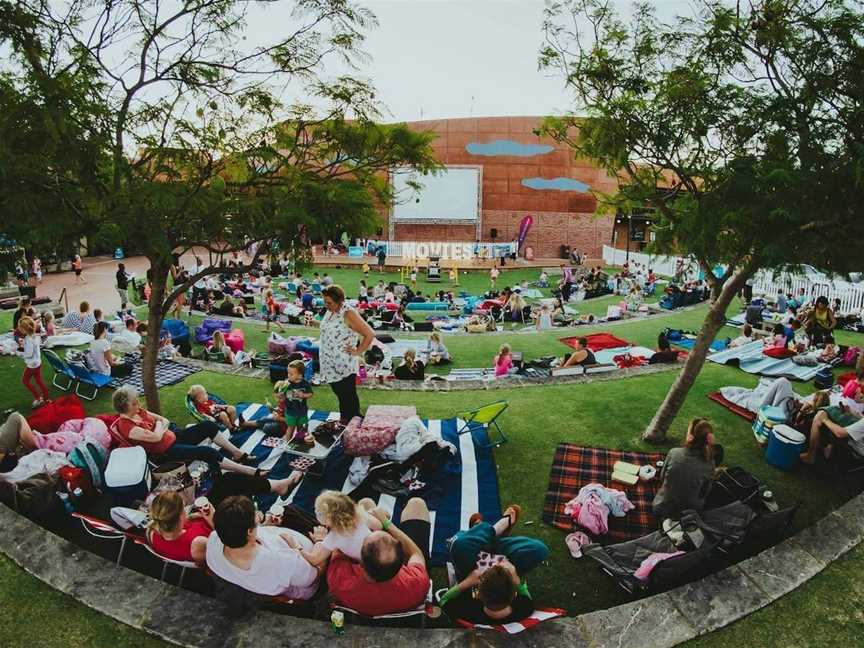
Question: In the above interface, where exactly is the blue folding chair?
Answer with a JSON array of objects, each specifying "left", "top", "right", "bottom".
[
  {"left": 67, "top": 363, "right": 114, "bottom": 400},
  {"left": 42, "top": 349, "right": 76, "bottom": 391}
]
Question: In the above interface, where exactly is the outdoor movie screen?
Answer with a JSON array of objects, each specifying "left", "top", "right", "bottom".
[{"left": 391, "top": 166, "right": 480, "bottom": 222}]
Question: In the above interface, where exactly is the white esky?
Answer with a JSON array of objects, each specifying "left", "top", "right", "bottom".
[{"left": 248, "top": 0, "right": 696, "bottom": 123}]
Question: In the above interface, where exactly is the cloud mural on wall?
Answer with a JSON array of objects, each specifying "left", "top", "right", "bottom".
[
  {"left": 521, "top": 177, "right": 590, "bottom": 192},
  {"left": 465, "top": 140, "right": 554, "bottom": 157}
]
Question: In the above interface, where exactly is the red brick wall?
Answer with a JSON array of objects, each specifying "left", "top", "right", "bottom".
[{"left": 381, "top": 116, "right": 618, "bottom": 258}]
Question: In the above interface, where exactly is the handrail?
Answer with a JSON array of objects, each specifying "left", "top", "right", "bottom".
[{"left": 58, "top": 287, "right": 68, "bottom": 313}]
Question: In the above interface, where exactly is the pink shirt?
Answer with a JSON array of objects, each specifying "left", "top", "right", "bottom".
[{"left": 494, "top": 354, "right": 513, "bottom": 377}]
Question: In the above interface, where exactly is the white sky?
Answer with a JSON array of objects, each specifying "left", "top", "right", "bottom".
[{"left": 248, "top": 0, "right": 697, "bottom": 123}]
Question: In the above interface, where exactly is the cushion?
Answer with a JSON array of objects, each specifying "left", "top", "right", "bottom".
[
  {"left": 224, "top": 329, "right": 245, "bottom": 353},
  {"left": 342, "top": 405, "right": 417, "bottom": 457},
  {"left": 26, "top": 395, "right": 86, "bottom": 433}
]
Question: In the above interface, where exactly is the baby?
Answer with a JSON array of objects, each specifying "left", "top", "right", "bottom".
[{"left": 188, "top": 384, "right": 240, "bottom": 432}]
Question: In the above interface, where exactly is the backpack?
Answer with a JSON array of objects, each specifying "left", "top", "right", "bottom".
[
  {"left": 69, "top": 440, "right": 108, "bottom": 491},
  {"left": 814, "top": 368, "right": 835, "bottom": 390}
]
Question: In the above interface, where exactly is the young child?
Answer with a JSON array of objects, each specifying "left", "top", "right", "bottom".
[
  {"left": 538, "top": 270, "right": 549, "bottom": 288},
  {"left": 362, "top": 261, "right": 370, "bottom": 278},
  {"left": 18, "top": 316, "right": 50, "bottom": 407},
  {"left": 410, "top": 267, "right": 418, "bottom": 291},
  {"left": 263, "top": 289, "right": 285, "bottom": 332},
  {"left": 272, "top": 360, "right": 313, "bottom": 442},
  {"left": 188, "top": 384, "right": 242, "bottom": 432},
  {"left": 427, "top": 332, "right": 451, "bottom": 364},
  {"left": 314, "top": 491, "right": 382, "bottom": 561},
  {"left": 40, "top": 311, "right": 56, "bottom": 339},
  {"left": 449, "top": 267, "right": 459, "bottom": 287},
  {"left": 490, "top": 266, "right": 500, "bottom": 289},
  {"left": 494, "top": 343, "right": 513, "bottom": 378}
]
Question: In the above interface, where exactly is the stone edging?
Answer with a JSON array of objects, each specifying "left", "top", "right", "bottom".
[
  {"left": 175, "top": 355, "right": 683, "bottom": 391},
  {"left": 2, "top": 493, "right": 863, "bottom": 648}
]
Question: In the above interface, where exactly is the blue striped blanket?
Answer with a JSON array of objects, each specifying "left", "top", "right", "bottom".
[{"left": 225, "top": 407, "right": 501, "bottom": 566}]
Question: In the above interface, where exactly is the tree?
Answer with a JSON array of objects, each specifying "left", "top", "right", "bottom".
[
  {"left": 539, "top": 0, "right": 864, "bottom": 442},
  {"left": 1, "top": 0, "right": 440, "bottom": 412}
]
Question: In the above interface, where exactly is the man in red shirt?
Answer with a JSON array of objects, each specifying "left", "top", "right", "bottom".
[{"left": 326, "top": 497, "right": 430, "bottom": 616}]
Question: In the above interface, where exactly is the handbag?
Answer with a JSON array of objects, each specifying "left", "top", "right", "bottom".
[{"left": 152, "top": 461, "right": 195, "bottom": 505}]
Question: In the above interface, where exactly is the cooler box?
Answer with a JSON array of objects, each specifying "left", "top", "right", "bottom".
[
  {"left": 105, "top": 446, "right": 151, "bottom": 507},
  {"left": 765, "top": 424, "right": 806, "bottom": 471},
  {"left": 752, "top": 405, "right": 787, "bottom": 446}
]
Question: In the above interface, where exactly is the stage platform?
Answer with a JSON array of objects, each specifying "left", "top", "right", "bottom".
[{"left": 312, "top": 254, "right": 604, "bottom": 271}]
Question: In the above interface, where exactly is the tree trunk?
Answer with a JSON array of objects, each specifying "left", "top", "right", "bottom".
[
  {"left": 642, "top": 271, "right": 751, "bottom": 443},
  {"left": 141, "top": 261, "right": 168, "bottom": 413}
]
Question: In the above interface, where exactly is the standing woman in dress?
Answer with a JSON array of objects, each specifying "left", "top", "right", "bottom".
[{"left": 318, "top": 285, "right": 374, "bottom": 423}]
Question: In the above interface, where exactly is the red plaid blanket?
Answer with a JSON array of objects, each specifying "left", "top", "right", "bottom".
[{"left": 542, "top": 444, "right": 665, "bottom": 543}]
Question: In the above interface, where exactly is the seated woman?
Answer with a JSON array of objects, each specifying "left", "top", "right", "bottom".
[
  {"left": 148, "top": 472, "right": 304, "bottom": 565},
  {"left": 89, "top": 322, "right": 133, "bottom": 378},
  {"left": 504, "top": 291, "right": 527, "bottom": 322},
  {"left": 209, "top": 330, "right": 253, "bottom": 365},
  {"left": 426, "top": 332, "right": 451, "bottom": 364},
  {"left": 652, "top": 418, "right": 719, "bottom": 519},
  {"left": 648, "top": 334, "right": 678, "bottom": 364},
  {"left": 0, "top": 412, "right": 112, "bottom": 455},
  {"left": 206, "top": 495, "right": 325, "bottom": 599},
  {"left": 111, "top": 386, "right": 262, "bottom": 477},
  {"left": 394, "top": 349, "right": 425, "bottom": 380},
  {"left": 438, "top": 505, "right": 549, "bottom": 625},
  {"left": 559, "top": 337, "right": 596, "bottom": 368},
  {"left": 61, "top": 301, "right": 98, "bottom": 334},
  {"left": 803, "top": 296, "right": 837, "bottom": 345}
]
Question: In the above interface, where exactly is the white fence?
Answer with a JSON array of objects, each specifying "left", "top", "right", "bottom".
[
  {"left": 751, "top": 271, "right": 864, "bottom": 314},
  {"left": 601, "top": 245, "right": 691, "bottom": 277}
]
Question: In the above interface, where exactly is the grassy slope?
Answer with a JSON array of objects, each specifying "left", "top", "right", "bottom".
[{"left": 1, "top": 267, "right": 862, "bottom": 645}]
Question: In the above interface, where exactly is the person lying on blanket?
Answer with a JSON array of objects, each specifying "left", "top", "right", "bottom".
[
  {"left": 111, "top": 387, "right": 265, "bottom": 478},
  {"left": 188, "top": 384, "right": 254, "bottom": 434},
  {"left": 800, "top": 397, "right": 864, "bottom": 465},
  {"left": 205, "top": 495, "right": 326, "bottom": 599},
  {"left": 652, "top": 418, "right": 721, "bottom": 520},
  {"left": 559, "top": 336, "right": 596, "bottom": 368},
  {"left": 326, "top": 498, "right": 431, "bottom": 616},
  {"left": 438, "top": 505, "right": 550, "bottom": 626}
]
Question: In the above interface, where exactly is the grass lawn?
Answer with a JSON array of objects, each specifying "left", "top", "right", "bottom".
[{"left": 1, "top": 266, "right": 862, "bottom": 645}]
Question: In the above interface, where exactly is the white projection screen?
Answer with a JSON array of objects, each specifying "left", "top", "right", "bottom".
[{"left": 391, "top": 166, "right": 480, "bottom": 222}]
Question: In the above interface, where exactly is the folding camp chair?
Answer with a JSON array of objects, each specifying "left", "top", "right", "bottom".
[
  {"left": 67, "top": 363, "right": 114, "bottom": 400},
  {"left": 455, "top": 401, "right": 509, "bottom": 448},
  {"left": 185, "top": 392, "right": 228, "bottom": 426},
  {"left": 133, "top": 537, "right": 199, "bottom": 586},
  {"left": 71, "top": 512, "right": 138, "bottom": 565},
  {"left": 42, "top": 349, "right": 76, "bottom": 391},
  {"left": 331, "top": 581, "right": 435, "bottom": 628}
]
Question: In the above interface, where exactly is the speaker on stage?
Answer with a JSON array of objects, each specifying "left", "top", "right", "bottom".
[{"left": 490, "top": 228, "right": 498, "bottom": 239}]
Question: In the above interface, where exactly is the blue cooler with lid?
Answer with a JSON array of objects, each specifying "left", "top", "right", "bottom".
[
  {"left": 765, "top": 424, "right": 806, "bottom": 471},
  {"left": 752, "top": 405, "right": 787, "bottom": 445}
]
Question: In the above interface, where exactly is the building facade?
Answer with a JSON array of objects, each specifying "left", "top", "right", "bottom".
[{"left": 383, "top": 116, "right": 623, "bottom": 259}]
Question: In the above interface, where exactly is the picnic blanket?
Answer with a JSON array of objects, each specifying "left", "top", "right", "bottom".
[
  {"left": 226, "top": 410, "right": 501, "bottom": 566},
  {"left": 445, "top": 368, "right": 493, "bottom": 381},
  {"left": 560, "top": 333, "right": 630, "bottom": 352},
  {"left": 707, "top": 392, "right": 757, "bottom": 421},
  {"left": 707, "top": 340, "right": 829, "bottom": 380},
  {"left": 110, "top": 353, "right": 201, "bottom": 392},
  {"left": 593, "top": 346, "right": 655, "bottom": 364},
  {"left": 671, "top": 338, "right": 729, "bottom": 352},
  {"left": 542, "top": 444, "right": 665, "bottom": 543}
]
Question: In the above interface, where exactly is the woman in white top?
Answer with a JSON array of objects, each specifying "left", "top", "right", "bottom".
[
  {"left": 535, "top": 304, "right": 553, "bottom": 331},
  {"left": 89, "top": 322, "right": 132, "bottom": 377},
  {"left": 206, "top": 496, "right": 324, "bottom": 600},
  {"left": 318, "top": 285, "right": 374, "bottom": 423}
]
